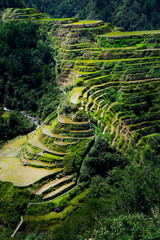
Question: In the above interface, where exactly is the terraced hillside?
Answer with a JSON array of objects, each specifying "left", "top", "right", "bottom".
[
  {"left": 54, "top": 22, "right": 160, "bottom": 160},
  {"left": 81, "top": 30, "right": 160, "bottom": 158},
  {"left": 0, "top": 7, "right": 160, "bottom": 235},
  {"left": 58, "top": 28, "right": 160, "bottom": 157}
]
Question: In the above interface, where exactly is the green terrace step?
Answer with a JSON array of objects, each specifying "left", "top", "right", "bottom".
[
  {"left": 73, "top": 65, "right": 100, "bottom": 72},
  {"left": 36, "top": 175, "right": 73, "bottom": 195},
  {"left": 99, "top": 30, "right": 160, "bottom": 38},
  {"left": 3, "top": 8, "right": 47, "bottom": 21},
  {"left": 71, "top": 70, "right": 104, "bottom": 81},
  {"left": 66, "top": 23, "right": 113, "bottom": 35},
  {"left": 133, "top": 123, "right": 160, "bottom": 140},
  {"left": 121, "top": 80, "right": 160, "bottom": 92},
  {"left": 123, "top": 90, "right": 160, "bottom": 104},
  {"left": 133, "top": 111, "right": 160, "bottom": 123},
  {"left": 102, "top": 47, "right": 137, "bottom": 50},
  {"left": 82, "top": 51, "right": 101, "bottom": 59},
  {"left": 57, "top": 38, "right": 91, "bottom": 45},
  {"left": 54, "top": 140, "right": 77, "bottom": 146},
  {"left": 122, "top": 86, "right": 160, "bottom": 98},
  {"left": 62, "top": 20, "right": 104, "bottom": 28},
  {"left": 70, "top": 129, "right": 92, "bottom": 133},
  {"left": 37, "top": 154, "right": 63, "bottom": 163},
  {"left": 83, "top": 82, "right": 113, "bottom": 98},
  {"left": 38, "top": 18, "right": 77, "bottom": 24},
  {"left": 84, "top": 81, "right": 160, "bottom": 114},
  {"left": 90, "top": 93, "right": 108, "bottom": 112},
  {"left": 63, "top": 56, "right": 160, "bottom": 64},
  {"left": 86, "top": 77, "right": 160, "bottom": 88},
  {"left": 110, "top": 113, "right": 121, "bottom": 134},
  {"left": 85, "top": 78, "right": 160, "bottom": 97},
  {"left": 43, "top": 182, "right": 76, "bottom": 200},
  {"left": 24, "top": 188, "right": 89, "bottom": 221},
  {"left": 97, "top": 49, "right": 160, "bottom": 61},
  {"left": 125, "top": 61, "right": 160, "bottom": 67},
  {"left": 28, "top": 136, "right": 69, "bottom": 156},
  {"left": 58, "top": 114, "right": 90, "bottom": 125},
  {"left": 20, "top": 153, "right": 55, "bottom": 169},
  {"left": 148, "top": 106, "right": 160, "bottom": 112},
  {"left": 63, "top": 42, "right": 98, "bottom": 50},
  {"left": 98, "top": 31, "right": 160, "bottom": 50},
  {"left": 72, "top": 70, "right": 102, "bottom": 76},
  {"left": 60, "top": 47, "right": 101, "bottom": 52},
  {"left": 137, "top": 133, "right": 160, "bottom": 145},
  {"left": 85, "top": 90, "right": 110, "bottom": 111},
  {"left": 42, "top": 127, "right": 94, "bottom": 140},
  {"left": 84, "top": 75, "right": 107, "bottom": 84},
  {"left": 125, "top": 66, "right": 160, "bottom": 74},
  {"left": 105, "top": 102, "right": 121, "bottom": 113},
  {"left": 128, "top": 120, "right": 160, "bottom": 132}
]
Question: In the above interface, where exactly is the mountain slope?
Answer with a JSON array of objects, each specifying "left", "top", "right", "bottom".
[{"left": 0, "top": 7, "right": 160, "bottom": 240}]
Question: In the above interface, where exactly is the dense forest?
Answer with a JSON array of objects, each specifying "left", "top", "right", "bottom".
[
  {"left": 24, "top": 0, "right": 160, "bottom": 31},
  {"left": 0, "top": 0, "right": 24, "bottom": 8},
  {"left": 0, "top": 7, "right": 60, "bottom": 145},
  {"left": 0, "top": 108, "right": 35, "bottom": 147},
  {"left": 0, "top": 20, "right": 60, "bottom": 119}
]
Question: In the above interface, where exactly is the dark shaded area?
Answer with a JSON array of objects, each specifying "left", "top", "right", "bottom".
[
  {"left": 0, "top": 0, "right": 24, "bottom": 8},
  {"left": 0, "top": 110, "right": 35, "bottom": 147},
  {"left": 0, "top": 21, "right": 60, "bottom": 119}
]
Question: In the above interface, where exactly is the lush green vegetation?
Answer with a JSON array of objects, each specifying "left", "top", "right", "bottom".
[
  {"left": 1, "top": 137, "right": 160, "bottom": 240},
  {"left": 24, "top": 0, "right": 160, "bottom": 31},
  {"left": 0, "top": 109, "right": 35, "bottom": 147},
  {"left": 0, "top": 20, "right": 60, "bottom": 119},
  {"left": 0, "top": 0, "right": 24, "bottom": 8},
  {"left": 0, "top": 5, "right": 160, "bottom": 240},
  {"left": 42, "top": 137, "right": 160, "bottom": 240}
]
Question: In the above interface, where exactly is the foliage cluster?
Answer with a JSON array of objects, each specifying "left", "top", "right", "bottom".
[
  {"left": 0, "top": 20, "right": 60, "bottom": 119},
  {"left": 80, "top": 136, "right": 127, "bottom": 180},
  {"left": 0, "top": 181, "right": 34, "bottom": 239},
  {"left": 48, "top": 137, "right": 160, "bottom": 240},
  {"left": 0, "top": 0, "right": 24, "bottom": 8},
  {"left": 0, "top": 110, "right": 35, "bottom": 147}
]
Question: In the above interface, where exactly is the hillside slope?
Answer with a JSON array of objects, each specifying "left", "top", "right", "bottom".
[{"left": 0, "top": 8, "right": 160, "bottom": 240}]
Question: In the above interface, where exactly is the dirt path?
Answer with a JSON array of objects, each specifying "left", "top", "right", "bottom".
[{"left": 11, "top": 216, "right": 23, "bottom": 238}]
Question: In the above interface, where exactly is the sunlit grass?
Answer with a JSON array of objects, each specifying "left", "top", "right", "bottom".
[
  {"left": 100, "top": 30, "right": 160, "bottom": 37},
  {"left": 66, "top": 20, "right": 102, "bottom": 25},
  {"left": 0, "top": 157, "right": 62, "bottom": 186},
  {"left": 70, "top": 87, "right": 85, "bottom": 104}
]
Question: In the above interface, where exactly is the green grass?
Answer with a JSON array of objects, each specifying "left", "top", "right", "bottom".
[
  {"left": 0, "top": 157, "right": 62, "bottom": 186},
  {"left": 60, "top": 47, "right": 100, "bottom": 52},
  {"left": 70, "top": 87, "right": 85, "bottom": 104},
  {"left": 63, "top": 56, "right": 160, "bottom": 63},
  {"left": 24, "top": 188, "right": 89, "bottom": 221},
  {"left": 137, "top": 133, "right": 160, "bottom": 145},
  {"left": 39, "top": 18, "right": 76, "bottom": 21},
  {"left": 100, "top": 30, "right": 160, "bottom": 37},
  {"left": 65, "top": 20, "right": 102, "bottom": 25}
]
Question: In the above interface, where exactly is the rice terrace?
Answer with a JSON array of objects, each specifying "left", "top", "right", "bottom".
[{"left": 0, "top": 2, "right": 160, "bottom": 240}]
